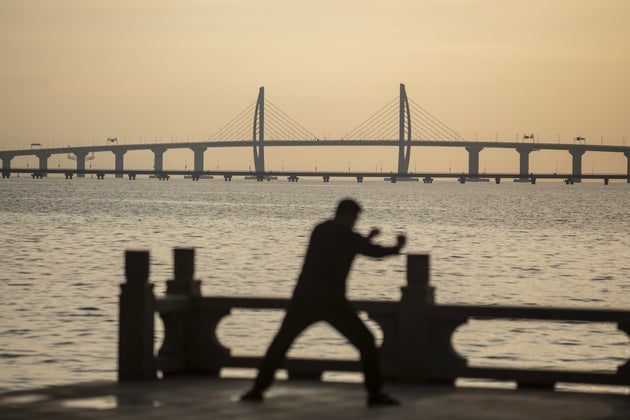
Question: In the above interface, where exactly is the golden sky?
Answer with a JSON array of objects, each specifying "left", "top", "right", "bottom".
[{"left": 1, "top": 0, "right": 629, "bottom": 173}]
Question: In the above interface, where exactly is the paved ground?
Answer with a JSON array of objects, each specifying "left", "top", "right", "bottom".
[{"left": 1, "top": 377, "right": 629, "bottom": 419}]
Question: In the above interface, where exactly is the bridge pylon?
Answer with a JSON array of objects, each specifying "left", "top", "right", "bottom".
[
  {"left": 398, "top": 83, "right": 412, "bottom": 175},
  {"left": 253, "top": 87, "right": 265, "bottom": 173}
]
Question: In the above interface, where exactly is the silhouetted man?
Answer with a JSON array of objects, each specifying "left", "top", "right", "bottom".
[{"left": 241, "top": 198, "right": 406, "bottom": 406}]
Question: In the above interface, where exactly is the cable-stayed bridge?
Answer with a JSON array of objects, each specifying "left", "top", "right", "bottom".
[{"left": 1, "top": 84, "right": 629, "bottom": 183}]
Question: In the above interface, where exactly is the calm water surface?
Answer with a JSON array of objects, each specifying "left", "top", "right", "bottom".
[{"left": 1, "top": 178, "right": 629, "bottom": 393}]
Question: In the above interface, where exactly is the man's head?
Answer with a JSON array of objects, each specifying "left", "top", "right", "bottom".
[{"left": 334, "top": 198, "right": 362, "bottom": 228}]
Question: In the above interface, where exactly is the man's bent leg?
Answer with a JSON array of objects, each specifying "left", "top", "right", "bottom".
[
  {"left": 325, "top": 303, "right": 382, "bottom": 394},
  {"left": 253, "top": 303, "right": 314, "bottom": 391}
]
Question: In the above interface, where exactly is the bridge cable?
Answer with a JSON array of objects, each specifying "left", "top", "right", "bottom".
[
  {"left": 264, "top": 100, "right": 318, "bottom": 140},
  {"left": 221, "top": 106, "right": 256, "bottom": 140},
  {"left": 343, "top": 97, "right": 398, "bottom": 140},
  {"left": 409, "top": 99, "right": 464, "bottom": 141},
  {"left": 208, "top": 101, "right": 256, "bottom": 141},
  {"left": 264, "top": 111, "right": 306, "bottom": 140},
  {"left": 409, "top": 106, "right": 454, "bottom": 140},
  {"left": 346, "top": 102, "right": 399, "bottom": 140},
  {"left": 410, "top": 109, "right": 451, "bottom": 140},
  {"left": 360, "top": 106, "right": 400, "bottom": 140},
  {"left": 265, "top": 112, "right": 305, "bottom": 140},
  {"left": 343, "top": 98, "right": 397, "bottom": 140}
]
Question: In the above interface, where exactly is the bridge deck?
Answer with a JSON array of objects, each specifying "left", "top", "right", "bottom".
[
  {"left": 1, "top": 377, "right": 629, "bottom": 419},
  {"left": 2, "top": 139, "right": 630, "bottom": 156}
]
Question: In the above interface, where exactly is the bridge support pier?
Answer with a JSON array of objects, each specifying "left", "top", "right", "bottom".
[
  {"left": 191, "top": 146, "right": 206, "bottom": 173},
  {"left": 1, "top": 154, "right": 13, "bottom": 178},
  {"left": 36, "top": 152, "right": 51, "bottom": 176},
  {"left": 465, "top": 146, "right": 483, "bottom": 177},
  {"left": 516, "top": 146, "right": 533, "bottom": 181},
  {"left": 569, "top": 148, "right": 585, "bottom": 183},
  {"left": 152, "top": 147, "right": 167, "bottom": 176},
  {"left": 625, "top": 151, "right": 630, "bottom": 183},
  {"left": 74, "top": 150, "right": 89, "bottom": 178},
  {"left": 113, "top": 149, "right": 127, "bottom": 179}
]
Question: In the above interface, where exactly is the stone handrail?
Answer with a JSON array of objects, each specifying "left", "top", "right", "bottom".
[{"left": 118, "top": 248, "right": 630, "bottom": 389}]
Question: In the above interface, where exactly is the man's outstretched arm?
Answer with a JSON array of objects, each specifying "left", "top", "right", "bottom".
[{"left": 357, "top": 233, "right": 406, "bottom": 258}]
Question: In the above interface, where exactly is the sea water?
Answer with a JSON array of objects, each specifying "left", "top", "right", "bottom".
[{"left": 1, "top": 177, "right": 629, "bottom": 393}]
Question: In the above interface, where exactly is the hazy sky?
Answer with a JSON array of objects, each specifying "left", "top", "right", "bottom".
[{"left": 1, "top": 0, "right": 629, "bottom": 173}]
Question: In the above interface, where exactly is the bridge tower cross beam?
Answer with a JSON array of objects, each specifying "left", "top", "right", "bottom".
[
  {"left": 191, "top": 146, "right": 207, "bottom": 173},
  {"left": 465, "top": 145, "right": 484, "bottom": 177},
  {"left": 113, "top": 149, "right": 127, "bottom": 179},
  {"left": 625, "top": 151, "right": 630, "bottom": 183},
  {"left": 252, "top": 86, "right": 265, "bottom": 173},
  {"left": 398, "top": 83, "right": 412, "bottom": 175},
  {"left": 569, "top": 148, "right": 586, "bottom": 183}
]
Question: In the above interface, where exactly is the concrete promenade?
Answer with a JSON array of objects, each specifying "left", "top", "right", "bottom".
[{"left": 1, "top": 377, "right": 629, "bottom": 419}]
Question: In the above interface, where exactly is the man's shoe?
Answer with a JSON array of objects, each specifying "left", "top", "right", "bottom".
[
  {"left": 368, "top": 392, "right": 400, "bottom": 406},
  {"left": 240, "top": 389, "right": 264, "bottom": 402}
]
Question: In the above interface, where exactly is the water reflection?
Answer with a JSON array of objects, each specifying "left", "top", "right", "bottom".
[{"left": 1, "top": 179, "right": 628, "bottom": 392}]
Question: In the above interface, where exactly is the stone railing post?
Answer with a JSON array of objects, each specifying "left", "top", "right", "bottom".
[
  {"left": 167, "top": 248, "right": 201, "bottom": 296},
  {"left": 395, "top": 254, "right": 433, "bottom": 382},
  {"left": 118, "top": 250, "right": 155, "bottom": 381},
  {"left": 157, "top": 248, "right": 201, "bottom": 375}
]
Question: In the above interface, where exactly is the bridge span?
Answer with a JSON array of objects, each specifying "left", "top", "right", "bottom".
[
  {"left": 1, "top": 85, "right": 629, "bottom": 182},
  {"left": 1, "top": 140, "right": 629, "bottom": 183}
]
